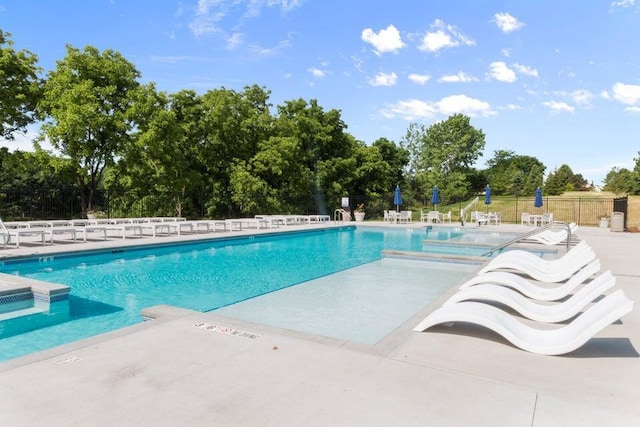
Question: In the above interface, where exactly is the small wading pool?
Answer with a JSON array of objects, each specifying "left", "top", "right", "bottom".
[
  {"left": 424, "top": 226, "right": 521, "bottom": 245},
  {"left": 0, "top": 226, "right": 481, "bottom": 361}
]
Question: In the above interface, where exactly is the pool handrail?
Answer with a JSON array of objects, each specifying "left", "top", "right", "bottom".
[{"left": 481, "top": 221, "right": 573, "bottom": 257}]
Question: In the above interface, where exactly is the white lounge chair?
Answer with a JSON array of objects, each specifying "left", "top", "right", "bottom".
[
  {"left": 413, "top": 289, "right": 633, "bottom": 355},
  {"left": 477, "top": 241, "right": 596, "bottom": 283},
  {"left": 527, "top": 223, "right": 579, "bottom": 246},
  {"left": 463, "top": 259, "right": 601, "bottom": 301},
  {"left": 1, "top": 221, "right": 47, "bottom": 248},
  {"left": 446, "top": 270, "right": 615, "bottom": 322}
]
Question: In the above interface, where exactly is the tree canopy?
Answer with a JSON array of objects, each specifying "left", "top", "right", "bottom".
[
  {"left": 38, "top": 45, "right": 141, "bottom": 213},
  {"left": 0, "top": 30, "right": 41, "bottom": 140}
]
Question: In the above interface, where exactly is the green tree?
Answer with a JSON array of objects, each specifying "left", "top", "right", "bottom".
[
  {"left": 198, "top": 85, "right": 273, "bottom": 217},
  {"left": 603, "top": 167, "right": 634, "bottom": 195},
  {"left": 544, "top": 164, "right": 582, "bottom": 195},
  {"left": 108, "top": 84, "right": 203, "bottom": 217},
  {"left": 372, "top": 137, "right": 409, "bottom": 188},
  {"left": 273, "top": 98, "right": 355, "bottom": 213},
  {"left": 38, "top": 45, "right": 141, "bottom": 213},
  {"left": 402, "top": 114, "right": 485, "bottom": 203},
  {"left": 0, "top": 30, "right": 41, "bottom": 140},
  {"left": 485, "top": 150, "right": 545, "bottom": 195}
]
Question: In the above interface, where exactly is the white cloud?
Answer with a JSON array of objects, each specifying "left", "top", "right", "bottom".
[
  {"left": 513, "top": 63, "right": 539, "bottom": 78},
  {"left": 487, "top": 61, "right": 517, "bottom": 83},
  {"left": 189, "top": 18, "right": 222, "bottom": 36},
  {"left": 506, "top": 104, "right": 522, "bottom": 110},
  {"left": 611, "top": 0, "right": 635, "bottom": 9},
  {"left": 437, "top": 71, "right": 478, "bottom": 83},
  {"left": 266, "top": 0, "right": 305, "bottom": 12},
  {"left": 368, "top": 72, "right": 398, "bottom": 87},
  {"left": 502, "top": 48, "right": 511, "bottom": 57},
  {"left": 625, "top": 106, "right": 640, "bottom": 114},
  {"left": 361, "top": 25, "right": 405, "bottom": 55},
  {"left": 493, "top": 13, "right": 525, "bottom": 33},
  {"left": 570, "top": 89, "right": 594, "bottom": 105},
  {"left": 380, "top": 94, "right": 494, "bottom": 120},
  {"left": 190, "top": 0, "right": 303, "bottom": 37},
  {"left": 247, "top": 35, "right": 292, "bottom": 56},
  {"left": 436, "top": 95, "right": 494, "bottom": 117},
  {"left": 408, "top": 73, "right": 431, "bottom": 85},
  {"left": 380, "top": 99, "right": 436, "bottom": 120},
  {"left": 226, "top": 32, "right": 243, "bottom": 50},
  {"left": 418, "top": 19, "right": 475, "bottom": 53},
  {"left": 612, "top": 82, "right": 640, "bottom": 105},
  {"left": 600, "top": 90, "right": 611, "bottom": 100},
  {"left": 308, "top": 67, "right": 326, "bottom": 78},
  {"left": 542, "top": 101, "right": 575, "bottom": 113}
]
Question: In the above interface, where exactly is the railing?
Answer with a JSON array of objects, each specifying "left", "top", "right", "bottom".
[
  {"left": 334, "top": 209, "right": 349, "bottom": 223},
  {"left": 459, "top": 197, "right": 479, "bottom": 225},
  {"left": 481, "top": 221, "right": 573, "bottom": 257}
]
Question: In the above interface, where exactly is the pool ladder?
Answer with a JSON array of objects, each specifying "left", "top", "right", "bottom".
[{"left": 334, "top": 209, "right": 351, "bottom": 224}]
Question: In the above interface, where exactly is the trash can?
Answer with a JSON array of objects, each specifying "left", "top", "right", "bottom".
[{"left": 611, "top": 212, "right": 624, "bottom": 232}]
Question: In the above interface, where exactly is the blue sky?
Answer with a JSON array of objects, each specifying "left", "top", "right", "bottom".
[{"left": 1, "top": 0, "right": 640, "bottom": 185}]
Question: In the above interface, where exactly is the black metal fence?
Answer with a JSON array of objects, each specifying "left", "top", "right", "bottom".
[
  {"left": 344, "top": 194, "right": 625, "bottom": 227},
  {"left": 0, "top": 188, "right": 627, "bottom": 227}
]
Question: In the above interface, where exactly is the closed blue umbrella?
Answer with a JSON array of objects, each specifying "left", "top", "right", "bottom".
[
  {"left": 484, "top": 185, "right": 492, "bottom": 213},
  {"left": 534, "top": 187, "right": 543, "bottom": 208},
  {"left": 431, "top": 186, "right": 440, "bottom": 208},
  {"left": 393, "top": 185, "right": 403, "bottom": 212}
]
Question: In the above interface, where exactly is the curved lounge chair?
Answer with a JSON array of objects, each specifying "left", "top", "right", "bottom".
[
  {"left": 445, "top": 270, "right": 615, "bottom": 322},
  {"left": 527, "top": 223, "right": 579, "bottom": 246},
  {"left": 477, "top": 241, "right": 596, "bottom": 283},
  {"left": 460, "top": 259, "right": 601, "bottom": 301},
  {"left": 413, "top": 289, "right": 633, "bottom": 355},
  {"left": 482, "top": 240, "right": 590, "bottom": 269}
]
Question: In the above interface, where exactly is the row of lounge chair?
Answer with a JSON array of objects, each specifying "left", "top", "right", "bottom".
[
  {"left": 414, "top": 237, "right": 634, "bottom": 355},
  {"left": 0, "top": 214, "right": 330, "bottom": 249}
]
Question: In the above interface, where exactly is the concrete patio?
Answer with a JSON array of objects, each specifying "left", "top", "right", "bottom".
[{"left": 0, "top": 223, "right": 638, "bottom": 426}]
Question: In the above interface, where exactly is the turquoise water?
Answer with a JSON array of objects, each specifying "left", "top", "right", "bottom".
[
  {"left": 425, "top": 226, "right": 520, "bottom": 245},
  {"left": 215, "top": 257, "right": 475, "bottom": 345},
  {"left": 0, "top": 227, "right": 435, "bottom": 361}
]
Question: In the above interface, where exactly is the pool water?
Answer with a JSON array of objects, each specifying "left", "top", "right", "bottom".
[
  {"left": 0, "top": 227, "right": 450, "bottom": 361},
  {"left": 215, "top": 257, "right": 475, "bottom": 344},
  {"left": 425, "top": 226, "right": 520, "bottom": 245}
]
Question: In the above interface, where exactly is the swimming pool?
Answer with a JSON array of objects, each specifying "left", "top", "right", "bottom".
[{"left": 0, "top": 226, "right": 469, "bottom": 361}]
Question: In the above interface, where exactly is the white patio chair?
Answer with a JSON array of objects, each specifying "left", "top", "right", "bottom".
[
  {"left": 427, "top": 211, "right": 440, "bottom": 224},
  {"left": 521, "top": 212, "right": 531, "bottom": 226}
]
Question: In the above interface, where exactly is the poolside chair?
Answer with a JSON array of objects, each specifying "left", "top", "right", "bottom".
[
  {"left": 471, "top": 211, "right": 488, "bottom": 226},
  {"left": 1, "top": 218, "right": 48, "bottom": 248},
  {"left": 461, "top": 259, "right": 601, "bottom": 301},
  {"left": 445, "top": 270, "right": 615, "bottom": 322},
  {"left": 413, "top": 289, "right": 633, "bottom": 355},
  {"left": 477, "top": 241, "right": 596, "bottom": 283},
  {"left": 426, "top": 211, "right": 440, "bottom": 224},
  {"left": 442, "top": 211, "right": 452, "bottom": 223},
  {"left": 527, "top": 223, "right": 579, "bottom": 246},
  {"left": 521, "top": 212, "right": 531, "bottom": 226}
]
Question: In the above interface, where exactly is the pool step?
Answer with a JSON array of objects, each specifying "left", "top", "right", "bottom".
[
  {"left": 0, "top": 275, "right": 72, "bottom": 338},
  {"left": 0, "top": 304, "right": 48, "bottom": 322}
]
